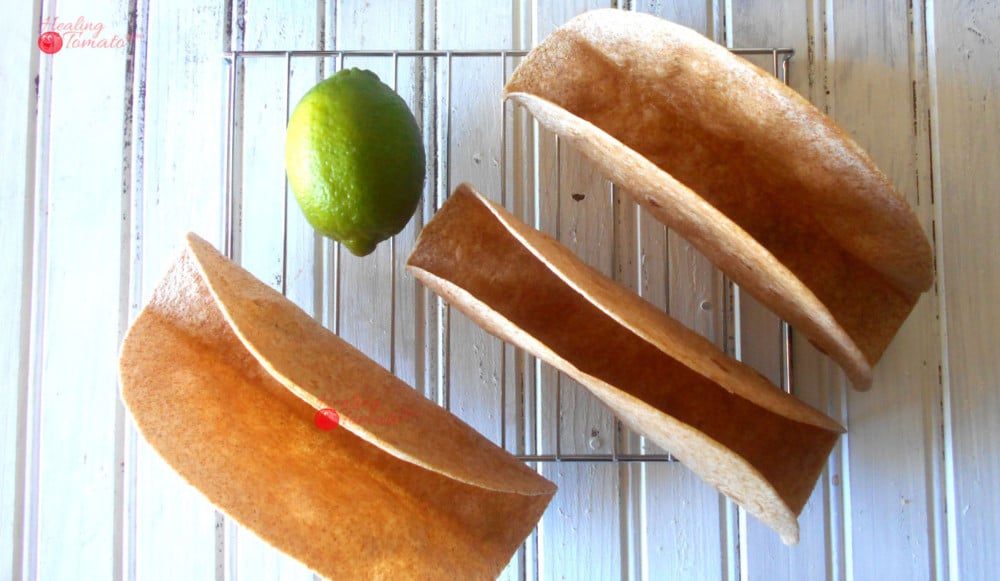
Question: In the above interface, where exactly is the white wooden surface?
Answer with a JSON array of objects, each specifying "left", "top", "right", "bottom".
[{"left": 2, "top": 1, "right": 998, "bottom": 579}]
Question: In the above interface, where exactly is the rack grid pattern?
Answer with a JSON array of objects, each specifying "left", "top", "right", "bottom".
[{"left": 221, "top": 47, "right": 794, "bottom": 466}]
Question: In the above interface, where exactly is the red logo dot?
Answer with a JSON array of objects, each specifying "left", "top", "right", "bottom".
[
  {"left": 314, "top": 408, "right": 340, "bottom": 430},
  {"left": 38, "top": 31, "right": 63, "bottom": 54}
]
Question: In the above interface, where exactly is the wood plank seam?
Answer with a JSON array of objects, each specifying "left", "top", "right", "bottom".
[
  {"left": 906, "top": 1, "right": 953, "bottom": 579},
  {"left": 113, "top": 1, "right": 147, "bottom": 580},
  {"left": 17, "top": 0, "right": 56, "bottom": 577},
  {"left": 922, "top": 2, "right": 960, "bottom": 579},
  {"left": 9, "top": 2, "right": 42, "bottom": 579}
]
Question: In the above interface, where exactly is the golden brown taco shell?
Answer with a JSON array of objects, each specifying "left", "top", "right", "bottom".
[
  {"left": 119, "top": 233, "right": 555, "bottom": 580},
  {"left": 504, "top": 9, "right": 933, "bottom": 389},
  {"left": 407, "top": 184, "right": 844, "bottom": 545}
]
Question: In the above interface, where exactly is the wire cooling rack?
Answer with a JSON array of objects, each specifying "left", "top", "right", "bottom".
[{"left": 221, "top": 47, "right": 794, "bottom": 466}]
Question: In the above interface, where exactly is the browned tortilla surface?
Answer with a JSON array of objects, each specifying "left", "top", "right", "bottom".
[
  {"left": 119, "top": 233, "right": 555, "bottom": 580},
  {"left": 504, "top": 9, "right": 933, "bottom": 389},
  {"left": 407, "top": 184, "right": 844, "bottom": 545}
]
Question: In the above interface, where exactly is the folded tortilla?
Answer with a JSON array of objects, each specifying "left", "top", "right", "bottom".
[
  {"left": 407, "top": 184, "right": 844, "bottom": 545},
  {"left": 503, "top": 9, "right": 933, "bottom": 390},
  {"left": 119, "top": 233, "right": 556, "bottom": 580}
]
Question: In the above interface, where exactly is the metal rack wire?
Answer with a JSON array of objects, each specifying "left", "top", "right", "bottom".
[{"left": 221, "top": 47, "right": 794, "bottom": 467}]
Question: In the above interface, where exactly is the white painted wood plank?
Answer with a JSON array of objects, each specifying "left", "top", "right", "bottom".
[
  {"left": 233, "top": 2, "right": 322, "bottom": 578},
  {"left": 612, "top": 101, "right": 669, "bottom": 581},
  {"left": 527, "top": 2, "right": 624, "bottom": 579},
  {"left": 431, "top": 0, "right": 509, "bottom": 448},
  {"left": 389, "top": 53, "right": 433, "bottom": 392},
  {"left": 238, "top": 55, "right": 303, "bottom": 296},
  {"left": 630, "top": 3, "right": 731, "bottom": 578},
  {"left": 118, "top": 4, "right": 148, "bottom": 579},
  {"left": 133, "top": 0, "right": 230, "bottom": 578},
  {"left": 426, "top": 3, "right": 531, "bottom": 577},
  {"left": 505, "top": 43, "right": 542, "bottom": 581},
  {"left": 932, "top": 2, "right": 1000, "bottom": 578},
  {"left": 237, "top": 0, "right": 323, "bottom": 315},
  {"left": 436, "top": 2, "right": 511, "bottom": 50},
  {"left": 541, "top": 463, "right": 623, "bottom": 580},
  {"left": 331, "top": 3, "right": 429, "bottom": 393},
  {"left": 27, "top": 2, "right": 132, "bottom": 579},
  {"left": 552, "top": 157, "right": 616, "bottom": 459},
  {"left": 789, "top": 4, "right": 856, "bottom": 578},
  {"left": 334, "top": 2, "right": 424, "bottom": 51},
  {"left": 534, "top": 4, "right": 616, "bottom": 444},
  {"left": 0, "top": 2, "right": 39, "bottom": 579},
  {"left": 442, "top": 54, "right": 508, "bottom": 442},
  {"left": 639, "top": 465, "right": 725, "bottom": 578},
  {"left": 330, "top": 1, "right": 416, "bottom": 374},
  {"left": 825, "top": 2, "right": 942, "bottom": 578},
  {"left": 729, "top": 2, "right": 843, "bottom": 577}
]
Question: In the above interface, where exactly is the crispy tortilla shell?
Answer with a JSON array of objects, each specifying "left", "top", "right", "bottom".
[
  {"left": 407, "top": 184, "right": 845, "bottom": 545},
  {"left": 119, "top": 233, "right": 555, "bottom": 580},
  {"left": 504, "top": 9, "right": 933, "bottom": 389}
]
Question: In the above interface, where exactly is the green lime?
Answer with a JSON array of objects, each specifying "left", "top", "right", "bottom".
[{"left": 285, "top": 68, "right": 426, "bottom": 256}]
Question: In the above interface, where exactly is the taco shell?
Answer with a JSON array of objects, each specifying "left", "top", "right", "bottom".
[
  {"left": 407, "top": 184, "right": 844, "bottom": 545},
  {"left": 503, "top": 9, "right": 934, "bottom": 389},
  {"left": 119, "top": 233, "right": 556, "bottom": 580}
]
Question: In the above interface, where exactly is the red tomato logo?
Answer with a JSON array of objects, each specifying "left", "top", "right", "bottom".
[
  {"left": 314, "top": 408, "right": 340, "bottom": 431},
  {"left": 38, "top": 31, "right": 63, "bottom": 54}
]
